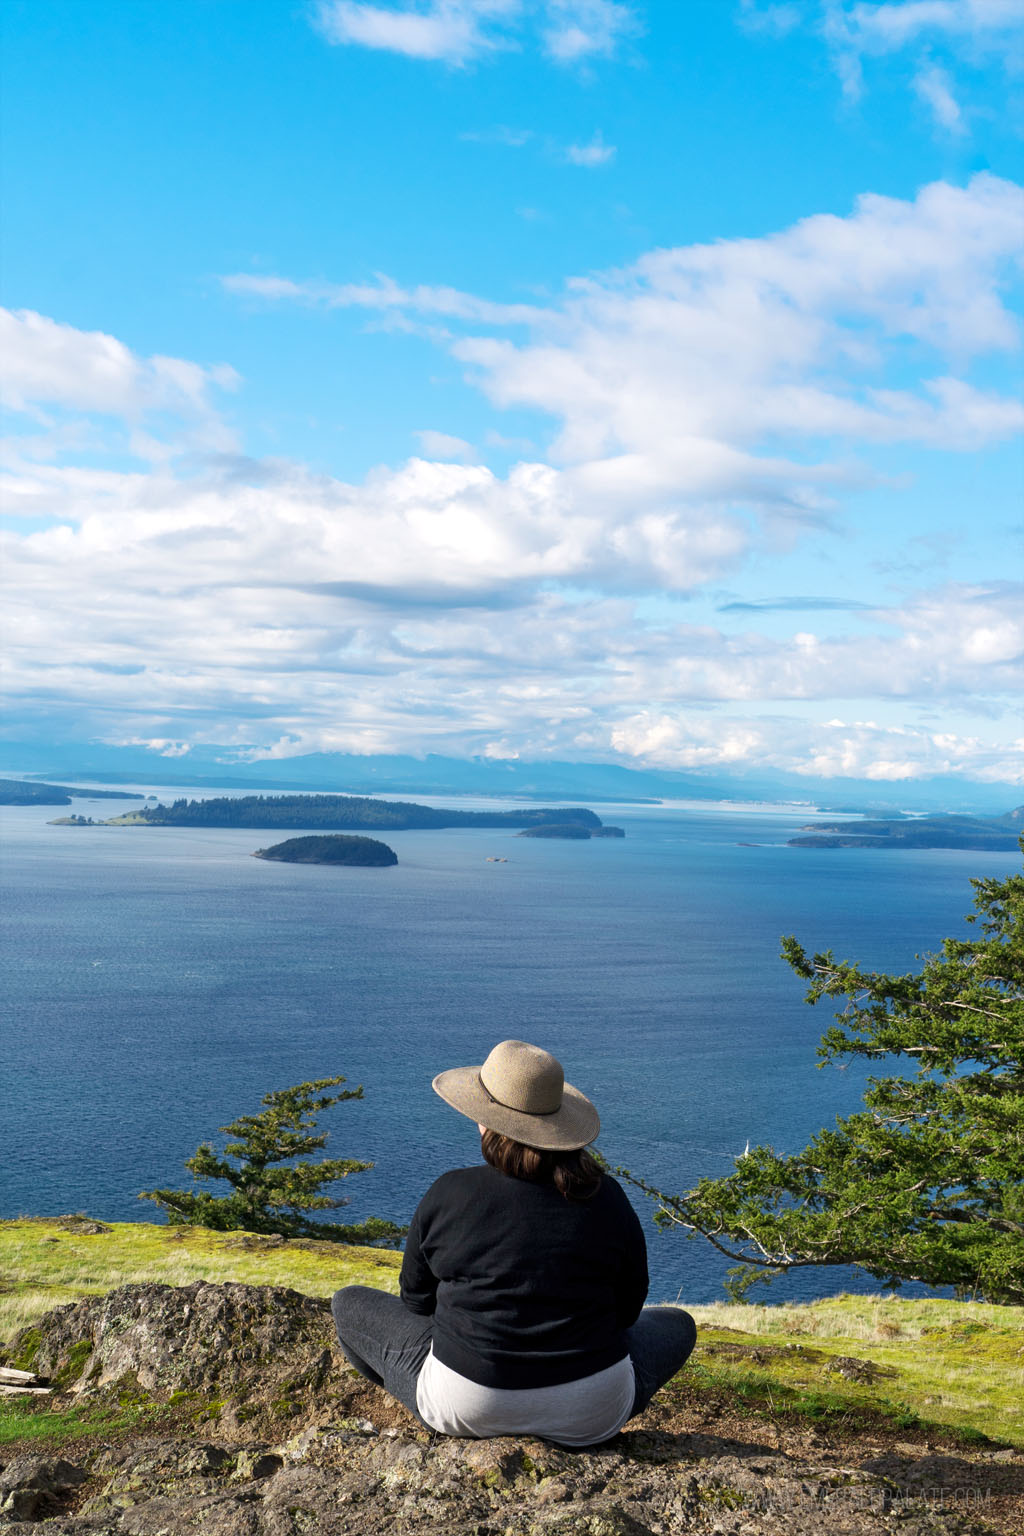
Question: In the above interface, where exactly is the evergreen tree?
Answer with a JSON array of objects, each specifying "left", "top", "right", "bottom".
[
  {"left": 623, "top": 849, "right": 1024, "bottom": 1302},
  {"left": 141, "top": 1077, "right": 404, "bottom": 1245}
]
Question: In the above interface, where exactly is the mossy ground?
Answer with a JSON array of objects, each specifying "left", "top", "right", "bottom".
[
  {"left": 0, "top": 1216, "right": 400, "bottom": 1340},
  {"left": 2, "top": 1218, "right": 1021, "bottom": 1451},
  {"left": 683, "top": 1296, "right": 1024, "bottom": 1449},
  {"left": 0, "top": 1217, "right": 402, "bottom": 1447},
  {"left": 0, "top": 1396, "right": 174, "bottom": 1448}
]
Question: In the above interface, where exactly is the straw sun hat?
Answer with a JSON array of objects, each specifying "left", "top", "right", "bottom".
[{"left": 432, "top": 1039, "right": 600, "bottom": 1152}]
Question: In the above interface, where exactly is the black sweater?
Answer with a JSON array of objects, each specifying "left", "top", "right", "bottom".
[{"left": 399, "top": 1165, "right": 649, "bottom": 1389}]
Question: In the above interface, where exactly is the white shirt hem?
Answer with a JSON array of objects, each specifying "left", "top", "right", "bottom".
[{"left": 415, "top": 1349, "right": 636, "bottom": 1448}]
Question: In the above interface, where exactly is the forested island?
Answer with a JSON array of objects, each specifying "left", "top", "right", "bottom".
[
  {"left": 789, "top": 806, "right": 1022, "bottom": 850},
  {"left": 254, "top": 835, "right": 398, "bottom": 867},
  {"left": 518, "top": 823, "right": 625, "bottom": 839},
  {"left": 0, "top": 777, "right": 143, "bottom": 806},
  {"left": 104, "top": 793, "right": 604, "bottom": 833}
]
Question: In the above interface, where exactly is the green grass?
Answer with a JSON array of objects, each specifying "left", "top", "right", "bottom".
[
  {"left": 681, "top": 1296, "right": 1024, "bottom": 1448},
  {"left": 3, "top": 1218, "right": 1022, "bottom": 1451},
  {"left": 0, "top": 1217, "right": 402, "bottom": 1449},
  {"left": 0, "top": 1216, "right": 400, "bottom": 1341},
  {"left": 0, "top": 1396, "right": 167, "bottom": 1447}
]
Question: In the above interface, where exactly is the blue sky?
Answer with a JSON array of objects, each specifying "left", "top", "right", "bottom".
[{"left": 2, "top": 0, "right": 1022, "bottom": 784}]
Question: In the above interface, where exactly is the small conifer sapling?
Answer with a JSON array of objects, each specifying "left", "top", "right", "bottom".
[{"left": 141, "top": 1077, "right": 404, "bottom": 1245}]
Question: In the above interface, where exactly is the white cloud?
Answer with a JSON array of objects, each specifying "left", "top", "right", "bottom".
[
  {"left": 311, "top": 0, "right": 639, "bottom": 65},
  {"left": 564, "top": 130, "right": 616, "bottom": 165},
  {"left": 912, "top": 58, "right": 967, "bottom": 129},
  {"left": 622, "top": 583, "right": 1024, "bottom": 704},
  {"left": 0, "top": 450, "right": 750, "bottom": 603},
  {"left": 3, "top": 409, "right": 1020, "bottom": 777},
  {"left": 312, "top": 0, "right": 520, "bottom": 65},
  {"left": 541, "top": 0, "right": 639, "bottom": 61},
  {"left": 220, "top": 177, "right": 1024, "bottom": 775},
  {"left": 610, "top": 712, "right": 1024, "bottom": 783},
  {"left": 414, "top": 428, "right": 479, "bottom": 458},
  {"left": 7, "top": 173, "right": 1024, "bottom": 783},
  {"left": 449, "top": 175, "right": 1024, "bottom": 476},
  {"left": 833, "top": 0, "right": 1023, "bottom": 55},
  {"left": 125, "top": 738, "right": 192, "bottom": 757},
  {"left": 463, "top": 122, "right": 617, "bottom": 167},
  {"left": 741, "top": 0, "right": 1024, "bottom": 134},
  {"left": 736, "top": 1, "right": 805, "bottom": 37},
  {"left": 225, "top": 177, "right": 1024, "bottom": 519},
  {"left": 222, "top": 271, "right": 543, "bottom": 327},
  {"left": 0, "top": 308, "right": 238, "bottom": 425}
]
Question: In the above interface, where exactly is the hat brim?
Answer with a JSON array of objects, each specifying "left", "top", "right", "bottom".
[{"left": 432, "top": 1065, "right": 600, "bottom": 1151}]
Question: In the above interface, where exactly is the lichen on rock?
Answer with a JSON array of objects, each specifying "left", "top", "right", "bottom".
[{"left": 7, "top": 1282, "right": 334, "bottom": 1406}]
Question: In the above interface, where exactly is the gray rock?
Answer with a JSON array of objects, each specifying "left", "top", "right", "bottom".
[
  {"left": 0, "top": 1455, "right": 87, "bottom": 1521},
  {"left": 118, "top": 1493, "right": 259, "bottom": 1535},
  {"left": 823, "top": 1355, "right": 894, "bottom": 1384},
  {"left": 0, "top": 1524, "right": 118, "bottom": 1535},
  {"left": 0, "top": 1427, "right": 1004, "bottom": 1535},
  {"left": 5, "top": 1282, "right": 334, "bottom": 1403},
  {"left": 230, "top": 1451, "right": 283, "bottom": 1483}
]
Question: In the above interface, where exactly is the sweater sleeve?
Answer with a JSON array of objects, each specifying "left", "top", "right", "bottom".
[
  {"left": 399, "top": 1194, "right": 439, "bottom": 1316},
  {"left": 613, "top": 1184, "right": 650, "bottom": 1328}
]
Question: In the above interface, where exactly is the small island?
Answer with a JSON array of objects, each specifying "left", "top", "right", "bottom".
[
  {"left": 0, "top": 777, "right": 143, "bottom": 807},
  {"left": 104, "top": 793, "right": 604, "bottom": 833},
  {"left": 517, "top": 823, "right": 625, "bottom": 840},
  {"left": 789, "top": 806, "right": 1022, "bottom": 851},
  {"left": 253, "top": 834, "right": 398, "bottom": 867}
]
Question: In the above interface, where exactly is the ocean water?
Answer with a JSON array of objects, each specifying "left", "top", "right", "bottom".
[{"left": 2, "top": 788, "right": 1016, "bottom": 1304}]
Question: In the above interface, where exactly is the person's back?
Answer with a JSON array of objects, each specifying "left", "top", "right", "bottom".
[
  {"left": 401, "top": 1161, "right": 648, "bottom": 1388},
  {"left": 331, "top": 1039, "right": 696, "bottom": 1445}
]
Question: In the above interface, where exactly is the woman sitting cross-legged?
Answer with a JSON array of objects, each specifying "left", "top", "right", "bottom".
[{"left": 331, "top": 1038, "right": 697, "bottom": 1446}]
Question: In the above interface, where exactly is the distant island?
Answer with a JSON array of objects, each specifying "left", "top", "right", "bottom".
[
  {"left": 253, "top": 835, "right": 398, "bottom": 867},
  {"left": 103, "top": 793, "right": 605, "bottom": 833},
  {"left": 0, "top": 777, "right": 143, "bottom": 806},
  {"left": 789, "top": 806, "right": 1022, "bottom": 851},
  {"left": 816, "top": 806, "right": 911, "bottom": 818},
  {"left": 518, "top": 823, "right": 626, "bottom": 840}
]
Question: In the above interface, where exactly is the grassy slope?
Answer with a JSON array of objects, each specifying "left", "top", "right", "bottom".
[
  {"left": 2, "top": 1219, "right": 1022, "bottom": 1449},
  {"left": 0, "top": 1218, "right": 400, "bottom": 1340},
  {"left": 685, "top": 1296, "right": 1024, "bottom": 1448}
]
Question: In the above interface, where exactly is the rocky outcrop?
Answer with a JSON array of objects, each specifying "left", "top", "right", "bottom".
[
  {"left": 11, "top": 1283, "right": 334, "bottom": 1405},
  {"left": 3, "top": 1423, "right": 1013, "bottom": 1535},
  {"left": 1, "top": 1283, "right": 1015, "bottom": 1535}
]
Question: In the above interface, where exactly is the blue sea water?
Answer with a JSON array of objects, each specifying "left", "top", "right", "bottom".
[{"left": 2, "top": 788, "right": 1017, "bottom": 1304}]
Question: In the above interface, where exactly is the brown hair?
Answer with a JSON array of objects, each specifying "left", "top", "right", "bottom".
[{"left": 480, "top": 1129, "right": 603, "bottom": 1201}]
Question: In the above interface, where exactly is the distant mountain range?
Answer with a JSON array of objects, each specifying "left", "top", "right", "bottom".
[{"left": 0, "top": 741, "right": 1020, "bottom": 817}]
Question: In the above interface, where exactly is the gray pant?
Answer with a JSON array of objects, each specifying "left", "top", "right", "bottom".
[{"left": 331, "top": 1285, "right": 697, "bottom": 1438}]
